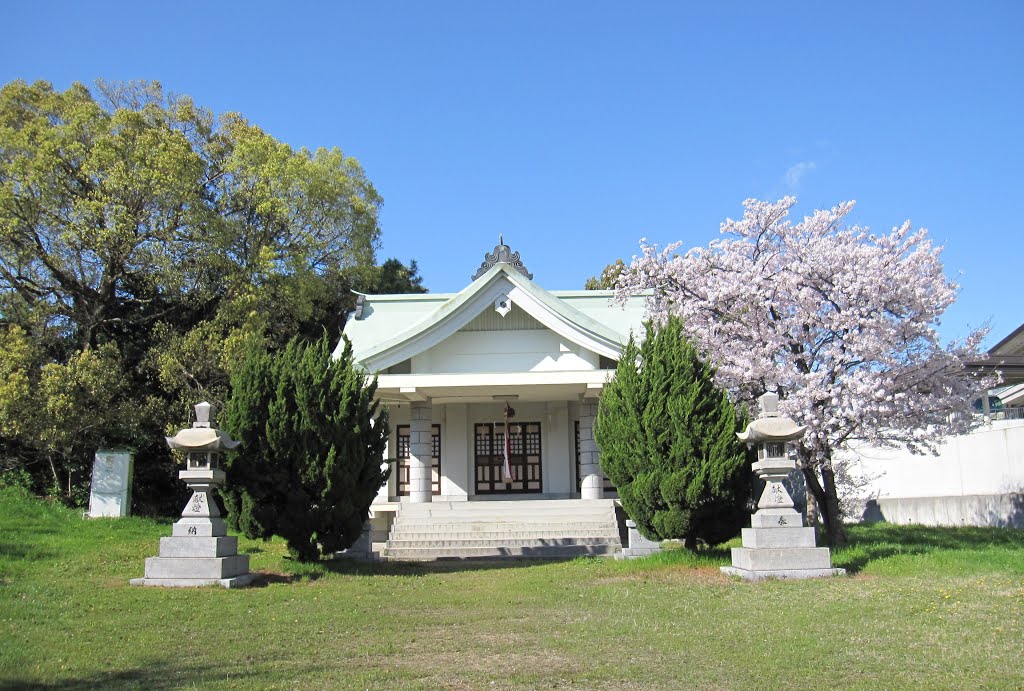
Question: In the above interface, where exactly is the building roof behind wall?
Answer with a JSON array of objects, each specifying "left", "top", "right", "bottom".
[
  {"left": 970, "top": 322, "right": 1024, "bottom": 385},
  {"left": 990, "top": 322, "right": 1024, "bottom": 357}
]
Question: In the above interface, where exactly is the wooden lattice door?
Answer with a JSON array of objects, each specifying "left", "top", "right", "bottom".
[{"left": 474, "top": 422, "right": 542, "bottom": 494}]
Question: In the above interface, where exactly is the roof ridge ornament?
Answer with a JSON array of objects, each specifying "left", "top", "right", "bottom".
[{"left": 472, "top": 235, "right": 533, "bottom": 281}]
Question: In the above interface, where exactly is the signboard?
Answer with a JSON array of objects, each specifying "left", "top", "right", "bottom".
[{"left": 88, "top": 450, "right": 134, "bottom": 518}]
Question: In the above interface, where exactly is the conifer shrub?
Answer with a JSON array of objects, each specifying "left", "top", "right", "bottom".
[
  {"left": 595, "top": 316, "right": 750, "bottom": 549},
  {"left": 221, "top": 332, "right": 389, "bottom": 562}
]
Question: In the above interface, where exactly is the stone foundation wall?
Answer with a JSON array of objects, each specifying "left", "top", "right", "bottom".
[{"left": 863, "top": 493, "right": 1024, "bottom": 528}]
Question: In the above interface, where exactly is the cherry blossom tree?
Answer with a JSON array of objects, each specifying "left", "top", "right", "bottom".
[{"left": 617, "top": 197, "right": 992, "bottom": 546}]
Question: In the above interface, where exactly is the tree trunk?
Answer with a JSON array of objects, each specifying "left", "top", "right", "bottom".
[
  {"left": 819, "top": 461, "right": 848, "bottom": 547},
  {"left": 684, "top": 534, "right": 697, "bottom": 551},
  {"left": 47, "top": 454, "right": 60, "bottom": 496},
  {"left": 801, "top": 463, "right": 848, "bottom": 548}
]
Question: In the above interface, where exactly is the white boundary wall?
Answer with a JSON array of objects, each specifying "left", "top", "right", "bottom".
[{"left": 842, "top": 419, "right": 1024, "bottom": 527}]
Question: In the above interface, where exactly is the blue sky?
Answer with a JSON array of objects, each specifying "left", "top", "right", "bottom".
[{"left": 3, "top": 2, "right": 1021, "bottom": 345}]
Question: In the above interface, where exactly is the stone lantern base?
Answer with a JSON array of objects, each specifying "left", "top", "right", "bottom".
[
  {"left": 720, "top": 508, "right": 845, "bottom": 581},
  {"left": 131, "top": 483, "right": 255, "bottom": 588},
  {"left": 131, "top": 514, "right": 255, "bottom": 588}
]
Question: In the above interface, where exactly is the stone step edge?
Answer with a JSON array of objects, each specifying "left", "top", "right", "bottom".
[
  {"left": 394, "top": 507, "right": 616, "bottom": 514},
  {"left": 394, "top": 514, "right": 617, "bottom": 519},
  {"left": 393, "top": 500, "right": 616, "bottom": 509},
  {"left": 387, "top": 538, "right": 621, "bottom": 548},
  {"left": 387, "top": 532, "right": 618, "bottom": 544},
  {"left": 392, "top": 519, "right": 617, "bottom": 527},
  {"left": 384, "top": 546, "right": 620, "bottom": 560}
]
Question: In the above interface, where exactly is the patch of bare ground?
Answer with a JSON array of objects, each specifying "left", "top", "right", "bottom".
[
  {"left": 596, "top": 564, "right": 727, "bottom": 586},
  {"left": 246, "top": 570, "right": 306, "bottom": 586},
  {"left": 391, "top": 635, "right": 587, "bottom": 688}
]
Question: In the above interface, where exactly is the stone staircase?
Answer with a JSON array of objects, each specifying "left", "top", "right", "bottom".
[{"left": 382, "top": 499, "right": 623, "bottom": 560}]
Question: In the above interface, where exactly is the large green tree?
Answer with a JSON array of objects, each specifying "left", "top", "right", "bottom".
[
  {"left": 595, "top": 316, "right": 751, "bottom": 549},
  {"left": 0, "top": 79, "right": 418, "bottom": 507},
  {"left": 221, "top": 332, "right": 389, "bottom": 562},
  {"left": 584, "top": 259, "right": 626, "bottom": 290},
  {"left": 0, "top": 79, "right": 381, "bottom": 352}
]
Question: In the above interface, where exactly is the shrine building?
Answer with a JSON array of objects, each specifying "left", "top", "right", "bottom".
[{"left": 340, "top": 240, "right": 646, "bottom": 507}]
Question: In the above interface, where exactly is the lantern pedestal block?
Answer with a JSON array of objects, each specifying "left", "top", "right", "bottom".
[
  {"left": 750, "top": 507, "right": 802, "bottom": 528},
  {"left": 131, "top": 485, "right": 254, "bottom": 588},
  {"left": 723, "top": 536, "right": 842, "bottom": 579},
  {"left": 722, "top": 521, "right": 846, "bottom": 581},
  {"left": 722, "top": 504, "right": 846, "bottom": 581},
  {"left": 172, "top": 517, "right": 229, "bottom": 538}
]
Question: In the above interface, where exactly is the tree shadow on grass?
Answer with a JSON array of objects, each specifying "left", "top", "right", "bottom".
[
  {"left": 245, "top": 571, "right": 307, "bottom": 587},
  {"left": 835, "top": 523, "right": 1024, "bottom": 574},
  {"left": 0, "top": 658, "right": 271, "bottom": 691},
  {"left": 246, "top": 554, "right": 604, "bottom": 584},
  {"left": 329, "top": 554, "right": 605, "bottom": 576},
  {"left": 661, "top": 541, "right": 733, "bottom": 559},
  {"left": 0, "top": 542, "right": 60, "bottom": 563}
]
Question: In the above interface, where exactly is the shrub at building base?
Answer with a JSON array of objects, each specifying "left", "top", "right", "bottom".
[
  {"left": 221, "top": 333, "right": 389, "bottom": 562},
  {"left": 596, "top": 316, "right": 750, "bottom": 550}
]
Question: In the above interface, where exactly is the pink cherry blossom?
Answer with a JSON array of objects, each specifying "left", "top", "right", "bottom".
[{"left": 617, "top": 197, "right": 993, "bottom": 541}]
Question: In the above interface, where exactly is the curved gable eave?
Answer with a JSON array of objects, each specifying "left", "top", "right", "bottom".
[
  {"left": 502, "top": 284, "right": 623, "bottom": 360},
  {"left": 359, "top": 264, "right": 627, "bottom": 372},
  {"left": 359, "top": 266, "right": 520, "bottom": 372}
]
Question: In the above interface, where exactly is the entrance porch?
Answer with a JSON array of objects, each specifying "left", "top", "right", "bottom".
[{"left": 377, "top": 394, "right": 612, "bottom": 504}]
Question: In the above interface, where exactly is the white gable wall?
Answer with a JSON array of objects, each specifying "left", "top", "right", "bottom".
[{"left": 413, "top": 329, "right": 599, "bottom": 374}]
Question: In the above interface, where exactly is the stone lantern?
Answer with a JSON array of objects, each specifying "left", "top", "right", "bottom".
[
  {"left": 721, "top": 392, "right": 845, "bottom": 580},
  {"left": 131, "top": 402, "right": 254, "bottom": 588}
]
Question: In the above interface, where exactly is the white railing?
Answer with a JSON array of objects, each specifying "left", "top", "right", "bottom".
[
  {"left": 973, "top": 407, "right": 1024, "bottom": 422},
  {"left": 993, "top": 407, "right": 1024, "bottom": 421}
]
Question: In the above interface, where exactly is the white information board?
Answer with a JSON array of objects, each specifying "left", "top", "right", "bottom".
[{"left": 88, "top": 450, "right": 134, "bottom": 518}]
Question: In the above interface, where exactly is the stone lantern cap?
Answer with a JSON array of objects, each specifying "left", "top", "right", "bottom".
[
  {"left": 736, "top": 417, "right": 806, "bottom": 444},
  {"left": 736, "top": 392, "right": 806, "bottom": 444},
  {"left": 165, "top": 402, "right": 240, "bottom": 452},
  {"left": 165, "top": 427, "right": 240, "bottom": 452}
]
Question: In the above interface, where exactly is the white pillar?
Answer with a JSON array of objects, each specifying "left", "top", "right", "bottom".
[
  {"left": 579, "top": 399, "right": 603, "bottom": 500},
  {"left": 444, "top": 404, "right": 469, "bottom": 499},
  {"left": 409, "top": 401, "right": 433, "bottom": 503},
  {"left": 545, "top": 401, "right": 571, "bottom": 496},
  {"left": 373, "top": 434, "right": 390, "bottom": 504}
]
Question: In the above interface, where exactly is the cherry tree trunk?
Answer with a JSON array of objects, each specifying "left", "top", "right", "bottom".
[
  {"left": 801, "top": 464, "right": 848, "bottom": 548},
  {"left": 820, "top": 462, "right": 849, "bottom": 547}
]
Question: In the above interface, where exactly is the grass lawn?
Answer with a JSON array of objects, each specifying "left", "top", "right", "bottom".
[{"left": 2, "top": 487, "right": 1023, "bottom": 690}]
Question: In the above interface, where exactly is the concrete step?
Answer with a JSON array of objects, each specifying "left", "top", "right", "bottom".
[
  {"left": 392, "top": 518, "right": 616, "bottom": 529},
  {"left": 391, "top": 511, "right": 614, "bottom": 522},
  {"left": 393, "top": 514, "right": 617, "bottom": 523},
  {"left": 391, "top": 528, "right": 620, "bottom": 540},
  {"left": 383, "top": 543, "right": 620, "bottom": 560},
  {"left": 383, "top": 499, "right": 623, "bottom": 562},
  {"left": 395, "top": 503, "right": 610, "bottom": 513},
  {"left": 395, "top": 505, "right": 615, "bottom": 518},
  {"left": 387, "top": 537, "right": 619, "bottom": 549}
]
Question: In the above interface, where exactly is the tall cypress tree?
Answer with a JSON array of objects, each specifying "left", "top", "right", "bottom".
[
  {"left": 595, "top": 316, "right": 750, "bottom": 549},
  {"left": 221, "top": 332, "right": 389, "bottom": 562}
]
